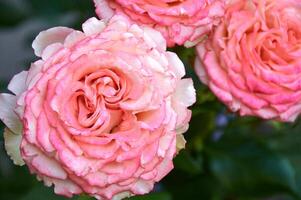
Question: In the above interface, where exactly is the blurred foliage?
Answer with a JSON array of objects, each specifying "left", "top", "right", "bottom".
[
  {"left": 1, "top": 1, "right": 301, "bottom": 200},
  {"left": 0, "top": 0, "right": 93, "bottom": 28}
]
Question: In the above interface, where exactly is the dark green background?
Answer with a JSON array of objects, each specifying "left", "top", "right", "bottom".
[{"left": 0, "top": 1, "right": 300, "bottom": 200}]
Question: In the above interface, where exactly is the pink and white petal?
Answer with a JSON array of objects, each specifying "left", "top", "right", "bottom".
[
  {"left": 31, "top": 154, "right": 67, "bottom": 179},
  {"left": 194, "top": 57, "right": 209, "bottom": 85},
  {"left": 137, "top": 105, "right": 166, "bottom": 130},
  {"left": 176, "top": 123, "right": 189, "bottom": 135},
  {"left": 143, "top": 26, "right": 166, "bottom": 51},
  {"left": 0, "top": 93, "right": 22, "bottom": 134},
  {"left": 78, "top": 141, "right": 119, "bottom": 159},
  {"left": 94, "top": 0, "right": 114, "bottom": 20},
  {"left": 209, "top": 82, "right": 233, "bottom": 103},
  {"left": 82, "top": 17, "right": 106, "bottom": 36},
  {"left": 172, "top": 78, "right": 196, "bottom": 107},
  {"left": 26, "top": 60, "right": 44, "bottom": 89},
  {"left": 53, "top": 179, "right": 82, "bottom": 198},
  {"left": 157, "top": 132, "right": 175, "bottom": 158},
  {"left": 84, "top": 171, "right": 108, "bottom": 187},
  {"left": 15, "top": 93, "right": 26, "bottom": 118},
  {"left": 120, "top": 86, "right": 153, "bottom": 111},
  {"left": 38, "top": 176, "right": 82, "bottom": 198},
  {"left": 36, "top": 112, "right": 55, "bottom": 152},
  {"left": 21, "top": 140, "right": 39, "bottom": 158},
  {"left": 41, "top": 43, "right": 63, "bottom": 61},
  {"left": 254, "top": 108, "right": 278, "bottom": 120},
  {"left": 108, "top": 15, "right": 130, "bottom": 31},
  {"left": 280, "top": 103, "right": 301, "bottom": 122},
  {"left": 131, "top": 180, "right": 154, "bottom": 195},
  {"left": 142, "top": 56, "right": 166, "bottom": 73},
  {"left": 112, "top": 192, "right": 132, "bottom": 200},
  {"left": 141, "top": 142, "right": 159, "bottom": 165},
  {"left": 64, "top": 31, "right": 85, "bottom": 48},
  {"left": 32, "top": 27, "right": 73, "bottom": 57},
  {"left": 4, "top": 128, "right": 24, "bottom": 166},
  {"left": 166, "top": 52, "right": 185, "bottom": 79},
  {"left": 8, "top": 71, "right": 28, "bottom": 96},
  {"left": 154, "top": 157, "right": 174, "bottom": 182}
]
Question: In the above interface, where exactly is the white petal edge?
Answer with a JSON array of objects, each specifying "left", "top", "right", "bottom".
[
  {"left": 173, "top": 78, "right": 196, "bottom": 107},
  {"left": 82, "top": 17, "right": 106, "bottom": 36},
  {"left": 8, "top": 71, "right": 28, "bottom": 96},
  {"left": 26, "top": 60, "right": 44, "bottom": 89},
  {"left": 143, "top": 26, "right": 167, "bottom": 51},
  {"left": 4, "top": 128, "right": 24, "bottom": 166},
  {"left": 112, "top": 192, "right": 132, "bottom": 200},
  {"left": 64, "top": 31, "right": 86, "bottom": 48},
  {"left": 94, "top": 0, "right": 115, "bottom": 20},
  {"left": 132, "top": 180, "right": 153, "bottom": 195},
  {"left": 176, "top": 123, "right": 189, "bottom": 135},
  {"left": 194, "top": 57, "right": 209, "bottom": 85},
  {"left": 0, "top": 93, "right": 22, "bottom": 134},
  {"left": 166, "top": 52, "right": 185, "bottom": 79},
  {"left": 37, "top": 175, "right": 82, "bottom": 198},
  {"left": 41, "top": 43, "right": 63, "bottom": 60},
  {"left": 32, "top": 27, "right": 73, "bottom": 57}
]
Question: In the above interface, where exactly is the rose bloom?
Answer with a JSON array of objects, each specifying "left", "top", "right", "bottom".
[
  {"left": 0, "top": 16, "right": 195, "bottom": 199},
  {"left": 94, "top": 0, "right": 225, "bottom": 47},
  {"left": 195, "top": 0, "right": 301, "bottom": 122}
]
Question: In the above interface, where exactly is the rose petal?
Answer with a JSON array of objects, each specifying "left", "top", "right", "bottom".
[
  {"left": 143, "top": 26, "right": 166, "bottom": 51},
  {"left": 131, "top": 180, "right": 153, "bottom": 195},
  {"left": 64, "top": 31, "right": 86, "bottom": 48},
  {"left": 94, "top": 0, "right": 114, "bottom": 20},
  {"left": 8, "top": 71, "right": 28, "bottom": 96},
  {"left": 194, "top": 57, "right": 209, "bottom": 85},
  {"left": 41, "top": 43, "right": 63, "bottom": 60},
  {"left": 166, "top": 52, "right": 185, "bottom": 79},
  {"left": 172, "top": 78, "right": 196, "bottom": 107},
  {"left": 112, "top": 192, "right": 132, "bottom": 200},
  {"left": 82, "top": 17, "right": 106, "bottom": 36},
  {"left": 4, "top": 128, "right": 24, "bottom": 165},
  {"left": 32, "top": 27, "right": 73, "bottom": 57},
  {"left": 31, "top": 154, "right": 67, "bottom": 179},
  {"left": 0, "top": 93, "right": 22, "bottom": 134}
]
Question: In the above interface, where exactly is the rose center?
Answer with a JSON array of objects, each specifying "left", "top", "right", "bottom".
[
  {"left": 81, "top": 68, "right": 126, "bottom": 107},
  {"left": 67, "top": 68, "right": 127, "bottom": 131}
]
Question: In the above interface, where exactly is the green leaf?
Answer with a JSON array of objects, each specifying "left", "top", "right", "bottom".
[
  {"left": 75, "top": 194, "right": 94, "bottom": 200},
  {"left": 18, "top": 182, "right": 93, "bottom": 200},
  {"left": 0, "top": 165, "right": 35, "bottom": 200},
  {"left": 128, "top": 192, "right": 171, "bottom": 200},
  {"left": 20, "top": 185, "right": 68, "bottom": 200},
  {"left": 266, "top": 130, "right": 301, "bottom": 198},
  {"left": 173, "top": 150, "right": 203, "bottom": 175},
  {"left": 206, "top": 132, "right": 298, "bottom": 198},
  {"left": 0, "top": 1, "right": 28, "bottom": 27},
  {"left": 162, "top": 170, "right": 223, "bottom": 200}
]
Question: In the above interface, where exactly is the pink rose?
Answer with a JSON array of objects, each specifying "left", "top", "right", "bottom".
[
  {"left": 195, "top": 0, "right": 301, "bottom": 122},
  {"left": 94, "top": 0, "right": 225, "bottom": 47},
  {"left": 0, "top": 16, "right": 195, "bottom": 199}
]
